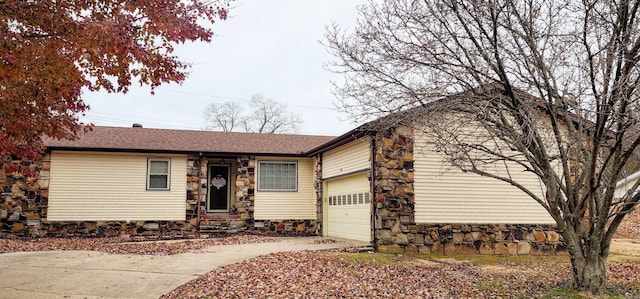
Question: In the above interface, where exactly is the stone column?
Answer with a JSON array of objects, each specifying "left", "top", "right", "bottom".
[
  {"left": 373, "top": 126, "right": 416, "bottom": 253},
  {"left": 313, "top": 155, "right": 323, "bottom": 235},
  {"left": 236, "top": 156, "right": 255, "bottom": 225},
  {"left": 0, "top": 154, "right": 48, "bottom": 237}
]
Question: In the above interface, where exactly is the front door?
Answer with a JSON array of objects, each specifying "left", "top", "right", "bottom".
[{"left": 208, "top": 164, "right": 230, "bottom": 212}]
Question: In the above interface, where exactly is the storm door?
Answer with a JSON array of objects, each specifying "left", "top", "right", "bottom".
[{"left": 208, "top": 164, "right": 231, "bottom": 212}]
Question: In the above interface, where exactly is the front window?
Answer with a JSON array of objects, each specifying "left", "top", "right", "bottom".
[
  {"left": 147, "top": 158, "right": 170, "bottom": 190},
  {"left": 258, "top": 161, "right": 297, "bottom": 191}
]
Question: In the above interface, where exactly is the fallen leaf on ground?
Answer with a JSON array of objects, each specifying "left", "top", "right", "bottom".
[{"left": 0, "top": 234, "right": 278, "bottom": 255}]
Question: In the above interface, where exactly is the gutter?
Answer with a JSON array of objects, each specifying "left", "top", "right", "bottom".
[{"left": 46, "top": 147, "right": 312, "bottom": 157}]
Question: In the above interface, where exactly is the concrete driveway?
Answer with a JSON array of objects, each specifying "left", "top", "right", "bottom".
[{"left": 0, "top": 237, "right": 365, "bottom": 299}]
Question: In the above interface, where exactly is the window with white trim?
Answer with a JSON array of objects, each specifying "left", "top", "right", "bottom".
[
  {"left": 147, "top": 158, "right": 170, "bottom": 190},
  {"left": 258, "top": 161, "right": 297, "bottom": 191}
]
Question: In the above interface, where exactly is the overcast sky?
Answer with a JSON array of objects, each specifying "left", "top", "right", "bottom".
[{"left": 80, "top": 1, "right": 368, "bottom": 137}]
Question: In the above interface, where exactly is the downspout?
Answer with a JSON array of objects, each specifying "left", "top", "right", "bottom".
[
  {"left": 370, "top": 136, "right": 377, "bottom": 250},
  {"left": 196, "top": 153, "right": 203, "bottom": 231}
]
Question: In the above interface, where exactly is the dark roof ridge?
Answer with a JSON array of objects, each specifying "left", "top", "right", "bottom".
[
  {"left": 44, "top": 126, "right": 336, "bottom": 155},
  {"left": 85, "top": 125, "right": 334, "bottom": 138}
]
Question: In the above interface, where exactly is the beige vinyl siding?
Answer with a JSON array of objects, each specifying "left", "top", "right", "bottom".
[
  {"left": 414, "top": 130, "right": 554, "bottom": 224},
  {"left": 48, "top": 151, "right": 187, "bottom": 221},
  {"left": 322, "top": 137, "right": 371, "bottom": 179},
  {"left": 327, "top": 173, "right": 371, "bottom": 195},
  {"left": 615, "top": 171, "right": 640, "bottom": 198},
  {"left": 254, "top": 157, "right": 315, "bottom": 220}
]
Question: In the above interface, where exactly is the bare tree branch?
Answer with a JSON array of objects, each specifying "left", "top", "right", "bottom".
[
  {"left": 245, "top": 94, "right": 302, "bottom": 134},
  {"left": 203, "top": 101, "right": 243, "bottom": 132},
  {"left": 202, "top": 94, "right": 302, "bottom": 134},
  {"left": 325, "top": 0, "right": 640, "bottom": 294}
]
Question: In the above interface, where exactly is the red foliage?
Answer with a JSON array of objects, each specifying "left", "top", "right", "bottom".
[{"left": 0, "top": 0, "right": 228, "bottom": 169}]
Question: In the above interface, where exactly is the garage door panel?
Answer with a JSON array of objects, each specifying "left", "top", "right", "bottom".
[
  {"left": 328, "top": 205, "right": 370, "bottom": 241},
  {"left": 327, "top": 173, "right": 372, "bottom": 242}
]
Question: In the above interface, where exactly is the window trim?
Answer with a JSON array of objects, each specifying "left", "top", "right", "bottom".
[
  {"left": 147, "top": 157, "right": 171, "bottom": 191},
  {"left": 257, "top": 160, "right": 298, "bottom": 192}
]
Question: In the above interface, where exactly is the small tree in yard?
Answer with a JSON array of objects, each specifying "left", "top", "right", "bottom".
[
  {"left": 325, "top": 0, "right": 640, "bottom": 294},
  {"left": 0, "top": 0, "right": 228, "bottom": 172},
  {"left": 203, "top": 94, "right": 302, "bottom": 133}
]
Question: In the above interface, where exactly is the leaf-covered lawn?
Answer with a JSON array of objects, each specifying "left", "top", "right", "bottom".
[
  {"left": 162, "top": 250, "right": 640, "bottom": 299},
  {"left": 616, "top": 207, "right": 640, "bottom": 239},
  {"left": 0, "top": 235, "right": 278, "bottom": 255},
  {"left": 1, "top": 236, "right": 637, "bottom": 297}
]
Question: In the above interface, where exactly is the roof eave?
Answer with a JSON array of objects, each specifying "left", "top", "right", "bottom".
[
  {"left": 46, "top": 146, "right": 313, "bottom": 157},
  {"left": 305, "top": 126, "right": 373, "bottom": 156}
]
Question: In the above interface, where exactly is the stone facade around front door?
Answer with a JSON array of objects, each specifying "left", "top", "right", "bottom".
[{"left": 192, "top": 155, "right": 320, "bottom": 235}]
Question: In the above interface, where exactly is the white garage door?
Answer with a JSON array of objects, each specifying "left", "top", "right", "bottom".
[{"left": 327, "top": 173, "right": 372, "bottom": 242}]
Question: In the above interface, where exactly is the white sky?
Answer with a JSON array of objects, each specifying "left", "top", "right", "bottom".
[{"left": 80, "top": 0, "right": 368, "bottom": 137}]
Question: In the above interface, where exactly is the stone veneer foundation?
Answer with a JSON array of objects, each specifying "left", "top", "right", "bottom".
[{"left": 376, "top": 223, "right": 564, "bottom": 255}]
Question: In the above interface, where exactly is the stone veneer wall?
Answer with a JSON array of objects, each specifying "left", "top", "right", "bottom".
[
  {"left": 234, "top": 156, "right": 253, "bottom": 222},
  {"left": 0, "top": 155, "right": 49, "bottom": 236},
  {"left": 373, "top": 125, "right": 565, "bottom": 255},
  {"left": 253, "top": 220, "right": 318, "bottom": 235},
  {"left": 377, "top": 223, "right": 564, "bottom": 255},
  {"left": 185, "top": 155, "right": 201, "bottom": 224},
  {"left": 314, "top": 155, "right": 323, "bottom": 235}
]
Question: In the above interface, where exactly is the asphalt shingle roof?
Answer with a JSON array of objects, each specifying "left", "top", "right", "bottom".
[{"left": 44, "top": 126, "right": 336, "bottom": 156}]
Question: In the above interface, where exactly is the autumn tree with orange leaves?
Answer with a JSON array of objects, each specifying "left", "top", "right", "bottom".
[{"left": 0, "top": 0, "right": 228, "bottom": 174}]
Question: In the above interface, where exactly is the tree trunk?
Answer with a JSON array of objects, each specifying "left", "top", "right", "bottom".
[
  {"left": 563, "top": 228, "right": 609, "bottom": 295},
  {"left": 569, "top": 252, "right": 607, "bottom": 294}
]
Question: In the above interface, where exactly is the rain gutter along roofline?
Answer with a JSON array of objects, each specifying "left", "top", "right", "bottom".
[{"left": 46, "top": 146, "right": 312, "bottom": 157}]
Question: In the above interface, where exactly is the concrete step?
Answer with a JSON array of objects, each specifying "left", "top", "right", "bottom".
[{"left": 198, "top": 229, "right": 239, "bottom": 234}]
